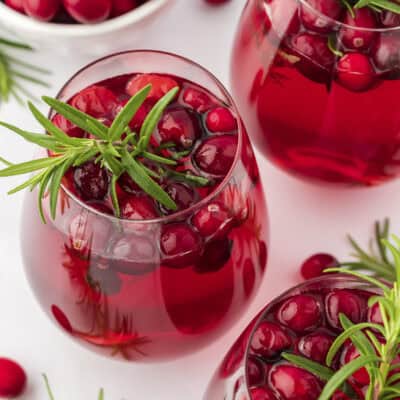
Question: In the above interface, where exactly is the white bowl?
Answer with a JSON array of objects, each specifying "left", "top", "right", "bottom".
[{"left": 0, "top": 0, "right": 174, "bottom": 55}]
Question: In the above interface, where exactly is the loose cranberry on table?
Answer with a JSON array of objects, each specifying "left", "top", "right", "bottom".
[
  {"left": 0, "top": 358, "right": 26, "bottom": 398},
  {"left": 300, "top": 253, "right": 338, "bottom": 279}
]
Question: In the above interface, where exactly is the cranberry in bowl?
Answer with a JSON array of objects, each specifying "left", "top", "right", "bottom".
[
  {"left": 231, "top": 0, "right": 400, "bottom": 186},
  {"left": 1, "top": 51, "right": 269, "bottom": 361},
  {"left": 204, "top": 274, "right": 383, "bottom": 400},
  {"left": 0, "top": 0, "right": 174, "bottom": 55}
]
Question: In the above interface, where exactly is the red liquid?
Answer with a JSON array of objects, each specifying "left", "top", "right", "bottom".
[
  {"left": 21, "top": 73, "right": 268, "bottom": 361},
  {"left": 231, "top": 0, "right": 400, "bottom": 185}
]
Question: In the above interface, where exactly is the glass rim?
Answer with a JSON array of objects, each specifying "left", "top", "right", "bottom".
[
  {"left": 298, "top": 0, "right": 400, "bottom": 32},
  {"left": 53, "top": 49, "right": 245, "bottom": 225},
  {"left": 242, "top": 273, "right": 380, "bottom": 397}
]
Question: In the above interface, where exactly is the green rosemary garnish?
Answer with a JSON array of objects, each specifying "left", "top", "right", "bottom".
[
  {"left": 0, "top": 83, "right": 210, "bottom": 223},
  {"left": 354, "top": 0, "right": 400, "bottom": 14},
  {"left": 283, "top": 233, "right": 400, "bottom": 400},
  {"left": 0, "top": 37, "right": 49, "bottom": 105}
]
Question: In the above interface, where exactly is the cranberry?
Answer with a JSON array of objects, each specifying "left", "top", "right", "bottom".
[
  {"left": 62, "top": 0, "right": 111, "bottom": 23},
  {"left": 270, "top": 364, "right": 322, "bottom": 400},
  {"left": 298, "top": 330, "right": 334, "bottom": 363},
  {"left": 182, "top": 87, "right": 214, "bottom": 112},
  {"left": 250, "top": 321, "right": 292, "bottom": 358},
  {"left": 87, "top": 263, "right": 122, "bottom": 295},
  {"left": 195, "top": 238, "right": 232, "bottom": 273},
  {"left": 300, "top": 253, "right": 338, "bottom": 279},
  {"left": 110, "top": 234, "right": 158, "bottom": 275},
  {"left": 380, "top": 10, "right": 400, "bottom": 27},
  {"left": 5, "top": 0, "right": 24, "bottom": 13},
  {"left": 250, "top": 386, "right": 278, "bottom": 400},
  {"left": 372, "top": 33, "right": 400, "bottom": 74},
  {"left": 111, "top": 0, "right": 137, "bottom": 17},
  {"left": 192, "top": 201, "right": 233, "bottom": 239},
  {"left": 300, "top": 0, "right": 343, "bottom": 33},
  {"left": 120, "top": 195, "right": 159, "bottom": 220},
  {"left": 290, "top": 33, "right": 335, "bottom": 83},
  {"left": 160, "top": 182, "right": 197, "bottom": 214},
  {"left": 339, "top": 8, "right": 377, "bottom": 51},
  {"left": 368, "top": 302, "right": 383, "bottom": 324},
  {"left": 118, "top": 172, "right": 141, "bottom": 194},
  {"left": 160, "top": 223, "right": 203, "bottom": 268},
  {"left": 70, "top": 85, "right": 120, "bottom": 119},
  {"left": 0, "top": 358, "right": 27, "bottom": 398},
  {"left": 341, "top": 343, "right": 370, "bottom": 386},
  {"left": 325, "top": 289, "right": 365, "bottom": 329},
  {"left": 157, "top": 108, "right": 200, "bottom": 149},
  {"left": 23, "top": 0, "right": 60, "bottom": 21},
  {"left": 73, "top": 161, "right": 110, "bottom": 201},
  {"left": 126, "top": 74, "right": 179, "bottom": 101},
  {"left": 52, "top": 114, "right": 85, "bottom": 138},
  {"left": 336, "top": 53, "right": 376, "bottom": 92},
  {"left": 194, "top": 134, "right": 237, "bottom": 177},
  {"left": 206, "top": 107, "right": 238, "bottom": 133},
  {"left": 277, "top": 295, "right": 322, "bottom": 333},
  {"left": 247, "top": 356, "right": 265, "bottom": 386}
]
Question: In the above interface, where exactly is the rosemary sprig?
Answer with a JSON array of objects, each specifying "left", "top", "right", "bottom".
[
  {"left": 354, "top": 0, "right": 400, "bottom": 13},
  {"left": 0, "top": 83, "right": 210, "bottom": 222},
  {"left": 283, "top": 234, "right": 400, "bottom": 400},
  {"left": 0, "top": 37, "right": 49, "bottom": 105},
  {"left": 43, "top": 374, "right": 105, "bottom": 399}
]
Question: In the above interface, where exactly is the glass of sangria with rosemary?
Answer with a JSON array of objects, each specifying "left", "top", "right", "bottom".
[
  {"left": 0, "top": 51, "right": 268, "bottom": 361},
  {"left": 232, "top": 0, "right": 400, "bottom": 185},
  {"left": 204, "top": 230, "right": 400, "bottom": 400}
]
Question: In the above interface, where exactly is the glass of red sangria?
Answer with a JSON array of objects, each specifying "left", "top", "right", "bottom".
[
  {"left": 204, "top": 274, "right": 384, "bottom": 400},
  {"left": 13, "top": 51, "right": 268, "bottom": 361},
  {"left": 231, "top": 0, "right": 400, "bottom": 185}
]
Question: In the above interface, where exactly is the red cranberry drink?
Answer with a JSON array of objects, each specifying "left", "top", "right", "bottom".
[
  {"left": 1, "top": 51, "right": 269, "bottom": 361},
  {"left": 232, "top": 0, "right": 400, "bottom": 185},
  {"left": 204, "top": 273, "right": 393, "bottom": 400}
]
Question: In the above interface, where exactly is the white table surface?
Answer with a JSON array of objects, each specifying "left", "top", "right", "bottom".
[{"left": 1, "top": 1, "right": 400, "bottom": 399}]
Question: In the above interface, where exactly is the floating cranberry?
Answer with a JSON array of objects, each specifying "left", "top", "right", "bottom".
[
  {"left": 206, "top": 107, "right": 238, "bottom": 133},
  {"left": 158, "top": 108, "right": 200, "bottom": 149},
  {"left": 126, "top": 74, "right": 179, "bottom": 101},
  {"left": 88, "top": 263, "right": 122, "bottom": 295},
  {"left": 195, "top": 238, "right": 232, "bottom": 273},
  {"left": 300, "top": 253, "right": 338, "bottom": 279},
  {"left": 111, "top": 0, "right": 137, "bottom": 17},
  {"left": 300, "top": 0, "right": 343, "bottom": 33},
  {"left": 194, "top": 134, "right": 237, "bottom": 177},
  {"left": 160, "top": 182, "right": 197, "bottom": 214},
  {"left": 110, "top": 234, "right": 158, "bottom": 275},
  {"left": 70, "top": 85, "right": 120, "bottom": 119},
  {"left": 290, "top": 33, "right": 335, "bottom": 83},
  {"left": 341, "top": 343, "right": 370, "bottom": 386},
  {"left": 250, "top": 321, "right": 292, "bottom": 358},
  {"left": 325, "top": 289, "right": 365, "bottom": 329},
  {"left": 247, "top": 356, "right": 265, "bottom": 386},
  {"left": 336, "top": 53, "right": 376, "bottom": 92},
  {"left": 298, "top": 330, "right": 334, "bottom": 363},
  {"left": 192, "top": 201, "right": 233, "bottom": 239},
  {"left": 277, "top": 294, "right": 322, "bottom": 333},
  {"left": 62, "top": 0, "right": 111, "bottom": 23},
  {"left": 118, "top": 172, "right": 141, "bottom": 194},
  {"left": 0, "top": 358, "right": 27, "bottom": 398},
  {"left": 5, "top": 0, "right": 24, "bottom": 13},
  {"left": 23, "top": 0, "right": 60, "bottom": 21},
  {"left": 120, "top": 195, "right": 159, "bottom": 220},
  {"left": 182, "top": 87, "right": 214, "bottom": 112},
  {"left": 124, "top": 99, "right": 152, "bottom": 131},
  {"left": 380, "top": 10, "right": 400, "bottom": 27},
  {"left": 372, "top": 33, "right": 400, "bottom": 75},
  {"left": 52, "top": 114, "right": 85, "bottom": 138},
  {"left": 270, "top": 364, "right": 322, "bottom": 400},
  {"left": 73, "top": 161, "right": 110, "bottom": 201},
  {"left": 339, "top": 8, "right": 377, "bottom": 51},
  {"left": 368, "top": 302, "right": 383, "bottom": 324},
  {"left": 250, "top": 386, "right": 278, "bottom": 400},
  {"left": 160, "top": 223, "right": 202, "bottom": 268}
]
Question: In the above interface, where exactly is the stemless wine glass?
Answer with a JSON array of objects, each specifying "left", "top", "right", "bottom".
[
  {"left": 203, "top": 275, "right": 379, "bottom": 400},
  {"left": 231, "top": 0, "right": 400, "bottom": 186},
  {"left": 20, "top": 51, "right": 269, "bottom": 362}
]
